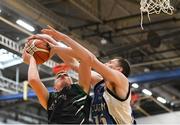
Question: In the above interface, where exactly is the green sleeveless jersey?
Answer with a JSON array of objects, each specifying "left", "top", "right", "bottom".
[{"left": 48, "top": 84, "right": 91, "bottom": 124}]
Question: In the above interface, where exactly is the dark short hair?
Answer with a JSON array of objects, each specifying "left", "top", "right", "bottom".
[{"left": 115, "top": 57, "right": 131, "bottom": 77}]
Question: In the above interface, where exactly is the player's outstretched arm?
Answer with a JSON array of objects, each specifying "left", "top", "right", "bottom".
[
  {"left": 28, "top": 34, "right": 80, "bottom": 72},
  {"left": 28, "top": 33, "right": 102, "bottom": 86},
  {"left": 41, "top": 26, "right": 128, "bottom": 88},
  {"left": 41, "top": 26, "right": 94, "bottom": 64},
  {"left": 22, "top": 49, "right": 49, "bottom": 110}
]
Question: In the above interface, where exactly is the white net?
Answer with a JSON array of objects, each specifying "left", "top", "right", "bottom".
[{"left": 140, "top": 0, "right": 174, "bottom": 29}]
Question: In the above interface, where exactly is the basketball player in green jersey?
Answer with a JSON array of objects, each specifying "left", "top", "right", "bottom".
[{"left": 22, "top": 37, "right": 92, "bottom": 123}]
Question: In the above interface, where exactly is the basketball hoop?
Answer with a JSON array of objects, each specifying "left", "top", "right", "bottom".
[{"left": 140, "top": 0, "right": 174, "bottom": 29}]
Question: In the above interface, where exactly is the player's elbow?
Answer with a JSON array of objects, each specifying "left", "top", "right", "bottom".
[
  {"left": 85, "top": 53, "right": 95, "bottom": 66},
  {"left": 79, "top": 52, "right": 94, "bottom": 66},
  {"left": 91, "top": 55, "right": 99, "bottom": 66},
  {"left": 28, "top": 77, "right": 39, "bottom": 85}
]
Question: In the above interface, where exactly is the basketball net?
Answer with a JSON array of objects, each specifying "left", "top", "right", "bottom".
[{"left": 140, "top": 0, "right": 174, "bottom": 29}]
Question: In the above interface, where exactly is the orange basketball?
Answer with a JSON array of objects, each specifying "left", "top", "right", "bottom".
[{"left": 26, "top": 39, "right": 51, "bottom": 64}]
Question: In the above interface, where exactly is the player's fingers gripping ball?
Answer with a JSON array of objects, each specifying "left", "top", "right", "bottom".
[{"left": 26, "top": 38, "right": 51, "bottom": 64}]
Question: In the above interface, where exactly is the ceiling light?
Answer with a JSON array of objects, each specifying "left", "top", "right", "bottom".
[
  {"left": 16, "top": 19, "right": 35, "bottom": 32},
  {"left": 16, "top": 37, "right": 20, "bottom": 41},
  {"left": 142, "top": 89, "right": 152, "bottom": 96},
  {"left": 0, "top": 9, "right": 2, "bottom": 13},
  {"left": 144, "top": 67, "right": 150, "bottom": 72},
  {"left": 157, "top": 97, "right": 167, "bottom": 104},
  {"left": 100, "top": 38, "right": 107, "bottom": 45},
  {"left": 132, "top": 83, "right": 139, "bottom": 88}
]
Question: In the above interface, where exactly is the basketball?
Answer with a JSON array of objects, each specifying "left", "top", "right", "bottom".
[{"left": 26, "top": 39, "right": 51, "bottom": 64}]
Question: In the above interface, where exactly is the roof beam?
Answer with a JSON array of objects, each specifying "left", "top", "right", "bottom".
[
  {"left": 131, "top": 56, "right": 180, "bottom": 68},
  {"left": 104, "top": 29, "right": 180, "bottom": 57},
  {"left": 69, "top": 0, "right": 101, "bottom": 22},
  {"left": 129, "top": 68, "right": 180, "bottom": 83},
  {"left": 1, "top": 0, "right": 98, "bottom": 55}
]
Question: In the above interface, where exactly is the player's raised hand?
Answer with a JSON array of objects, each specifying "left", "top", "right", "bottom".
[
  {"left": 28, "top": 34, "right": 58, "bottom": 46},
  {"left": 22, "top": 45, "right": 34, "bottom": 64},
  {"left": 41, "top": 25, "right": 67, "bottom": 41}
]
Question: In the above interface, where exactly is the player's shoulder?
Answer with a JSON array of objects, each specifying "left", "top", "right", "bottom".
[
  {"left": 91, "top": 71, "right": 103, "bottom": 86},
  {"left": 71, "top": 83, "right": 89, "bottom": 95}
]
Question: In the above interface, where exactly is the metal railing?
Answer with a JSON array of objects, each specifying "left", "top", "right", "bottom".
[{"left": 0, "top": 34, "right": 58, "bottom": 68}]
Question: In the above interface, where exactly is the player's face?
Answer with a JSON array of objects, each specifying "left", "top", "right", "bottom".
[
  {"left": 105, "top": 58, "right": 123, "bottom": 71},
  {"left": 54, "top": 73, "right": 72, "bottom": 92},
  {"left": 105, "top": 59, "right": 119, "bottom": 68}
]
